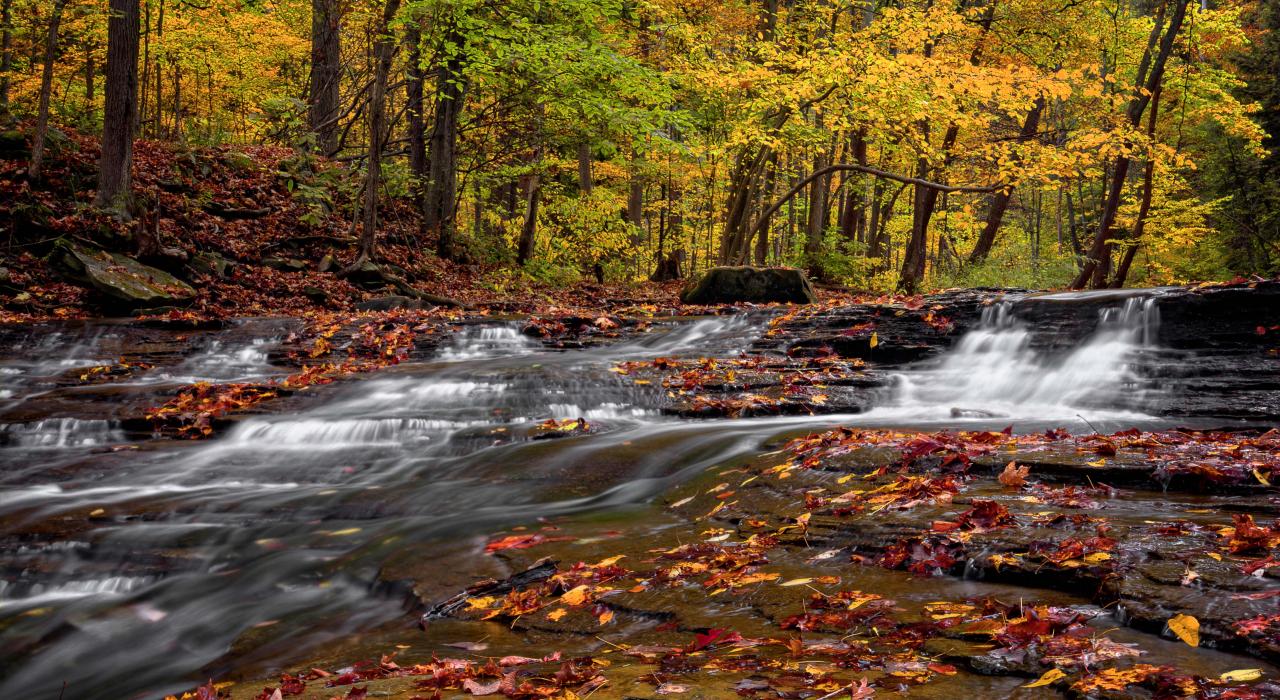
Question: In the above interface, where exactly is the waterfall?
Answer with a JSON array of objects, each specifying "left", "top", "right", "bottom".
[{"left": 872, "top": 296, "right": 1164, "bottom": 420}]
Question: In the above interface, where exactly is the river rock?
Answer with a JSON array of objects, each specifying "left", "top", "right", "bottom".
[
  {"left": 54, "top": 241, "right": 196, "bottom": 309},
  {"left": 679, "top": 266, "right": 818, "bottom": 305}
]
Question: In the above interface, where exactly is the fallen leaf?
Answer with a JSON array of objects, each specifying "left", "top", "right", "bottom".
[
  {"left": 1220, "top": 669, "right": 1262, "bottom": 682},
  {"left": 1023, "top": 668, "right": 1067, "bottom": 688},
  {"left": 998, "top": 461, "right": 1029, "bottom": 488},
  {"left": 560, "top": 585, "right": 590, "bottom": 606},
  {"left": 463, "top": 679, "right": 501, "bottom": 696},
  {"left": 1168, "top": 613, "right": 1200, "bottom": 647}
]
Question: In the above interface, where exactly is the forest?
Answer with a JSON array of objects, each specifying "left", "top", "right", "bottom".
[
  {"left": 5, "top": 2, "right": 1280, "bottom": 700},
  {"left": 0, "top": 0, "right": 1276, "bottom": 310}
]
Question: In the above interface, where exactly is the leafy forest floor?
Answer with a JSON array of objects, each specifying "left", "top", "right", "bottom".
[{"left": 0, "top": 126, "right": 709, "bottom": 324}]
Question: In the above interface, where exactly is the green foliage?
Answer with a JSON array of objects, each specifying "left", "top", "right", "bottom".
[{"left": 932, "top": 248, "right": 1079, "bottom": 291}]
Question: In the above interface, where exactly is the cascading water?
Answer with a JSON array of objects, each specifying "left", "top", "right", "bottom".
[
  {"left": 869, "top": 295, "right": 1165, "bottom": 422},
  {"left": 0, "top": 302, "right": 1222, "bottom": 700}
]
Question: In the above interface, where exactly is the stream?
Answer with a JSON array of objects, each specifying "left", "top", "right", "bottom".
[{"left": 0, "top": 288, "right": 1274, "bottom": 699}]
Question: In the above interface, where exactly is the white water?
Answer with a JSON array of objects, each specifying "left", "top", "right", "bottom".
[{"left": 867, "top": 296, "right": 1164, "bottom": 423}]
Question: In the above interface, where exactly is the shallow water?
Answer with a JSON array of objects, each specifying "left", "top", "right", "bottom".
[{"left": 0, "top": 294, "right": 1257, "bottom": 698}]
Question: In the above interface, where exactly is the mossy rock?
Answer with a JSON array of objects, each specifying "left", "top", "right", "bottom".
[{"left": 54, "top": 240, "right": 196, "bottom": 309}]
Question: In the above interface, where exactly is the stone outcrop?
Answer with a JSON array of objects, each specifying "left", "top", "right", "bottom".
[
  {"left": 54, "top": 241, "right": 196, "bottom": 309},
  {"left": 679, "top": 266, "right": 818, "bottom": 305}
]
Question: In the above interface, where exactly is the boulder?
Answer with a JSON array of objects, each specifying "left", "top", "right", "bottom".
[
  {"left": 54, "top": 241, "right": 196, "bottom": 309},
  {"left": 679, "top": 266, "right": 818, "bottom": 305}
]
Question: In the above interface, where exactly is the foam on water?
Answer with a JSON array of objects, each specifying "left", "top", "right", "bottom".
[
  {"left": 438, "top": 325, "right": 539, "bottom": 361},
  {"left": 0, "top": 418, "right": 123, "bottom": 448},
  {"left": 867, "top": 296, "right": 1164, "bottom": 422}
]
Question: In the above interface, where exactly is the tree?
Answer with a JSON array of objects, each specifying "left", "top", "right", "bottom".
[
  {"left": 1071, "top": 0, "right": 1191, "bottom": 289},
  {"left": 29, "top": 0, "right": 69, "bottom": 182},
  {"left": 347, "top": 0, "right": 401, "bottom": 269},
  {"left": 94, "top": 0, "right": 140, "bottom": 212},
  {"left": 308, "top": 0, "right": 341, "bottom": 154}
]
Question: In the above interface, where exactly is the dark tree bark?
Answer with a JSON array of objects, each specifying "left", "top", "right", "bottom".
[
  {"left": 968, "top": 96, "right": 1046, "bottom": 264},
  {"left": 424, "top": 23, "right": 466, "bottom": 261},
  {"left": 577, "top": 142, "right": 593, "bottom": 195},
  {"left": 839, "top": 129, "right": 868, "bottom": 243},
  {"left": 308, "top": 0, "right": 341, "bottom": 154},
  {"left": 29, "top": 0, "right": 68, "bottom": 182},
  {"left": 804, "top": 146, "right": 831, "bottom": 279},
  {"left": 516, "top": 169, "right": 542, "bottom": 265},
  {"left": 95, "top": 0, "right": 141, "bottom": 211},
  {"left": 1072, "top": 0, "right": 1188, "bottom": 289},
  {"left": 347, "top": 0, "right": 400, "bottom": 269}
]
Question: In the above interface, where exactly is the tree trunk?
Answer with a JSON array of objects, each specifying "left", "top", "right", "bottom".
[
  {"left": 839, "top": 129, "right": 868, "bottom": 243},
  {"left": 348, "top": 0, "right": 400, "bottom": 268},
  {"left": 804, "top": 147, "right": 831, "bottom": 279},
  {"left": 405, "top": 21, "right": 426, "bottom": 240},
  {"left": 577, "top": 142, "right": 593, "bottom": 195},
  {"left": 1072, "top": 0, "right": 1188, "bottom": 289},
  {"left": 308, "top": 0, "right": 341, "bottom": 154},
  {"left": 95, "top": 0, "right": 141, "bottom": 212},
  {"left": 517, "top": 170, "right": 541, "bottom": 265},
  {"left": 29, "top": 0, "right": 68, "bottom": 182},
  {"left": 968, "top": 96, "right": 1046, "bottom": 264},
  {"left": 425, "top": 23, "right": 466, "bottom": 261},
  {"left": 84, "top": 45, "right": 95, "bottom": 107},
  {"left": 1110, "top": 87, "right": 1163, "bottom": 289},
  {"left": 0, "top": 0, "right": 12, "bottom": 106}
]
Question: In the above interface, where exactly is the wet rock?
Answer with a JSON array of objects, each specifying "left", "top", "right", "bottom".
[
  {"left": 53, "top": 241, "right": 196, "bottom": 309},
  {"left": 679, "top": 266, "right": 818, "bottom": 305}
]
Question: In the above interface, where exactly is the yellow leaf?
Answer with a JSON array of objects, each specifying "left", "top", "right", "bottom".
[
  {"left": 869, "top": 332, "right": 879, "bottom": 349},
  {"left": 780, "top": 578, "right": 813, "bottom": 587},
  {"left": 561, "top": 585, "right": 591, "bottom": 606},
  {"left": 1168, "top": 613, "right": 1200, "bottom": 647},
  {"left": 1207, "top": 552, "right": 1223, "bottom": 561},
  {"left": 598, "top": 610, "right": 615, "bottom": 625},
  {"left": 466, "top": 596, "right": 495, "bottom": 610},
  {"left": 327, "top": 528, "right": 362, "bottom": 536},
  {"left": 1023, "top": 668, "right": 1066, "bottom": 688},
  {"left": 1220, "top": 669, "right": 1262, "bottom": 682},
  {"left": 547, "top": 608, "right": 567, "bottom": 621},
  {"left": 1086, "top": 459, "right": 1107, "bottom": 467},
  {"left": 595, "top": 555, "right": 626, "bottom": 567},
  {"left": 1253, "top": 468, "right": 1271, "bottom": 486}
]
